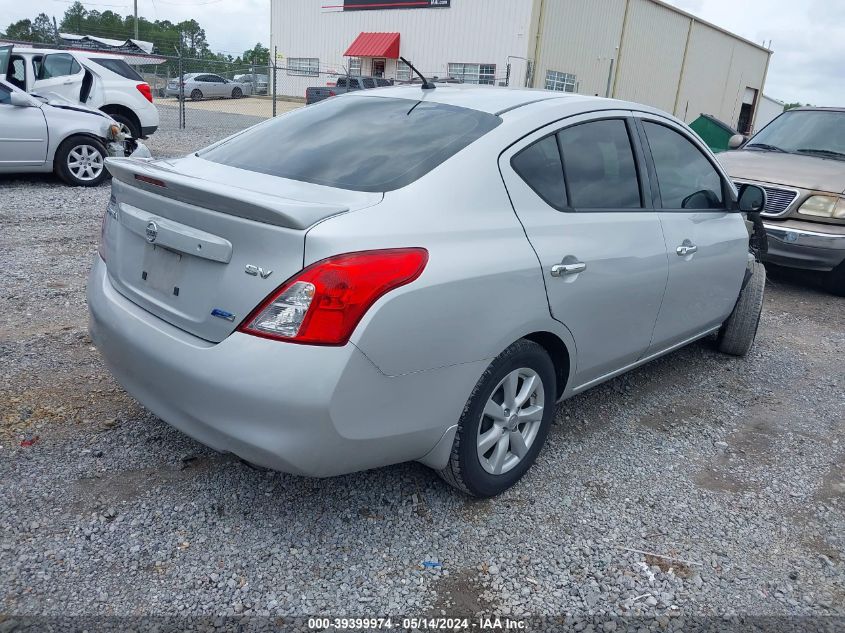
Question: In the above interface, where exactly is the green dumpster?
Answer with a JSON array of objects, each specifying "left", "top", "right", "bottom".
[{"left": 689, "top": 114, "right": 739, "bottom": 154}]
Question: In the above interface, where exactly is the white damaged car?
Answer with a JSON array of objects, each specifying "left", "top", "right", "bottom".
[{"left": 0, "top": 77, "right": 149, "bottom": 186}]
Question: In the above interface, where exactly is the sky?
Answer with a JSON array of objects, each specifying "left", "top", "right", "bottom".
[{"left": 1, "top": 0, "right": 843, "bottom": 105}]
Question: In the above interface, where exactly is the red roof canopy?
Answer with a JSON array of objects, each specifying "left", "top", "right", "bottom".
[{"left": 344, "top": 32, "right": 400, "bottom": 59}]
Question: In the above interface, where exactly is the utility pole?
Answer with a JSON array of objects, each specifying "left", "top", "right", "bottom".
[{"left": 134, "top": 0, "right": 139, "bottom": 40}]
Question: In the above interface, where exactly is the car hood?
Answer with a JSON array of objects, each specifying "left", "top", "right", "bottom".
[{"left": 718, "top": 149, "right": 845, "bottom": 195}]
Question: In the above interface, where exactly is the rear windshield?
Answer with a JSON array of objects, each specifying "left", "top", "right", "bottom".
[
  {"left": 200, "top": 95, "right": 501, "bottom": 192},
  {"left": 90, "top": 58, "right": 143, "bottom": 81}
]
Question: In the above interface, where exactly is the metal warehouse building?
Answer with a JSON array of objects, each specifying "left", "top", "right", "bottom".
[{"left": 270, "top": 0, "right": 773, "bottom": 134}]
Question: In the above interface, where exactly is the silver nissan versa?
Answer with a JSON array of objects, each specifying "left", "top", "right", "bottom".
[{"left": 89, "top": 86, "right": 768, "bottom": 497}]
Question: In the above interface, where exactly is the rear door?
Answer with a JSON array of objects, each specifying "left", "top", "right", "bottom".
[
  {"left": 634, "top": 114, "right": 748, "bottom": 351},
  {"left": 499, "top": 112, "right": 668, "bottom": 388},
  {"left": 31, "top": 53, "right": 86, "bottom": 103}
]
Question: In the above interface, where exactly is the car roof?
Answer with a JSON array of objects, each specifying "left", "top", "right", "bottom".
[
  {"left": 355, "top": 84, "right": 665, "bottom": 117},
  {"left": 11, "top": 46, "right": 123, "bottom": 60}
]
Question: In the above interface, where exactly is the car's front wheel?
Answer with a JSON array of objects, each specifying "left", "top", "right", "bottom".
[
  {"left": 439, "top": 339, "right": 556, "bottom": 497},
  {"left": 718, "top": 260, "right": 766, "bottom": 356},
  {"left": 231, "top": 87, "right": 243, "bottom": 99},
  {"left": 823, "top": 261, "right": 845, "bottom": 297},
  {"left": 54, "top": 136, "right": 109, "bottom": 187}
]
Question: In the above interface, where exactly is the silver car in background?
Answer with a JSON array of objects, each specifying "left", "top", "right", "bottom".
[
  {"left": 0, "top": 78, "right": 148, "bottom": 186},
  {"left": 165, "top": 73, "right": 250, "bottom": 101},
  {"left": 89, "top": 86, "right": 767, "bottom": 497}
]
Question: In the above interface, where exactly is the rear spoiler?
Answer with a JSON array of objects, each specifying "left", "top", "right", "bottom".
[{"left": 105, "top": 157, "right": 349, "bottom": 230}]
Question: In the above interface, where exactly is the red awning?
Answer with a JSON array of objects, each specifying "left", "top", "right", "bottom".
[{"left": 344, "top": 32, "right": 400, "bottom": 59}]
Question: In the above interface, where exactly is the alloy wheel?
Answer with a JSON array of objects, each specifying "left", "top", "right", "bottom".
[
  {"left": 66, "top": 144, "right": 104, "bottom": 182},
  {"left": 476, "top": 367, "right": 545, "bottom": 475}
]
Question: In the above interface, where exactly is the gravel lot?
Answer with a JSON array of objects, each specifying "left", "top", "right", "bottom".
[{"left": 1, "top": 121, "right": 843, "bottom": 627}]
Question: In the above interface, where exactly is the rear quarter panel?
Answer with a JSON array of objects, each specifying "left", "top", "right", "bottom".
[{"left": 303, "top": 131, "right": 572, "bottom": 378}]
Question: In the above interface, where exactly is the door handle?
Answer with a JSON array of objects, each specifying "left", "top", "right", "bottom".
[
  {"left": 550, "top": 261, "right": 587, "bottom": 277},
  {"left": 676, "top": 244, "right": 698, "bottom": 257},
  {"left": 63, "top": 79, "right": 74, "bottom": 85}
]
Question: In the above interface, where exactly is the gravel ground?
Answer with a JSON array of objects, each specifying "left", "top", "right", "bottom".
[{"left": 1, "top": 124, "right": 843, "bottom": 628}]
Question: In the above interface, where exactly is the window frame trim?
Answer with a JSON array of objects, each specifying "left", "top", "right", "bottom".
[
  {"left": 504, "top": 112, "right": 655, "bottom": 213},
  {"left": 632, "top": 112, "right": 737, "bottom": 212}
]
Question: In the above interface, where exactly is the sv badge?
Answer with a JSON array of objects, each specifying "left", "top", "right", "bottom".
[{"left": 245, "top": 264, "right": 273, "bottom": 279}]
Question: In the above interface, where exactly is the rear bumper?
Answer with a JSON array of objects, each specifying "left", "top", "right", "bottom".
[
  {"left": 763, "top": 222, "right": 845, "bottom": 272},
  {"left": 87, "top": 257, "right": 479, "bottom": 476}
]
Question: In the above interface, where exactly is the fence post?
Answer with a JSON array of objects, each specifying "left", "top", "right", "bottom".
[
  {"left": 272, "top": 46, "right": 278, "bottom": 118},
  {"left": 178, "top": 48, "right": 185, "bottom": 129}
]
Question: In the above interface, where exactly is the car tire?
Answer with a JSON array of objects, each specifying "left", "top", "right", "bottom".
[
  {"left": 718, "top": 260, "right": 766, "bottom": 356},
  {"left": 823, "top": 262, "right": 845, "bottom": 297},
  {"left": 190, "top": 89, "right": 203, "bottom": 101},
  {"left": 439, "top": 339, "right": 556, "bottom": 498},
  {"left": 231, "top": 87, "right": 243, "bottom": 99},
  {"left": 106, "top": 113, "right": 140, "bottom": 140},
  {"left": 54, "top": 135, "right": 109, "bottom": 187}
]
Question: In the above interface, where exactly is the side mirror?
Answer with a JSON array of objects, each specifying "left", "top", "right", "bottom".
[
  {"left": 10, "top": 91, "right": 34, "bottom": 107},
  {"left": 728, "top": 134, "right": 746, "bottom": 150},
  {"left": 738, "top": 184, "right": 767, "bottom": 213}
]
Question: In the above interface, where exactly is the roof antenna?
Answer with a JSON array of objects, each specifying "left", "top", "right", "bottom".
[{"left": 400, "top": 56, "right": 435, "bottom": 90}]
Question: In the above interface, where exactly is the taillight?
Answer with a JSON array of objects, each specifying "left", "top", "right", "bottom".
[
  {"left": 329, "top": 90, "right": 336, "bottom": 97},
  {"left": 136, "top": 83, "right": 153, "bottom": 103},
  {"left": 239, "top": 248, "right": 428, "bottom": 346}
]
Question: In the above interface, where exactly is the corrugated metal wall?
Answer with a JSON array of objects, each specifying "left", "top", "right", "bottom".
[
  {"left": 612, "top": 0, "right": 690, "bottom": 112},
  {"left": 530, "top": 0, "right": 625, "bottom": 97},
  {"left": 533, "top": 0, "right": 770, "bottom": 129},
  {"left": 270, "top": 0, "right": 535, "bottom": 98}
]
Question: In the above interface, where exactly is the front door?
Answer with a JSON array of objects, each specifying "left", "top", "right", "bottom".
[
  {"left": 372, "top": 58, "right": 386, "bottom": 78},
  {"left": 31, "top": 52, "right": 85, "bottom": 103},
  {"left": 0, "top": 84, "right": 48, "bottom": 166},
  {"left": 634, "top": 114, "right": 748, "bottom": 352},
  {"left": 499, "top": 112, "right": 668, "bottom": 388}
]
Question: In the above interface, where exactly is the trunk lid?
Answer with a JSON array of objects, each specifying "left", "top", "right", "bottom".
[{"left": 103, "top": 155, "right": 382, "bottom": 342}]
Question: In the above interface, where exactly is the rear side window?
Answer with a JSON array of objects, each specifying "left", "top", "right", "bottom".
[
  {"left": 39, "top": 54, "right": 81, "bottom": 79},
  {"left": 90, "top": 58, "right": 143, "bottom": 81},
  {"left": 511, "top": 135, "right": 567, "bottom": 209},
  {"left": 362, "top": 78, "right": 376, "bottom": 89},
  {"left": 642, "top": 122, "right": 725, "bottom": 209},
  {"left": 201, "top": 96, "right": 501, "bottom": 192},
  {"left": 558, "top": 119, "right": 641, "bottom": 209}
]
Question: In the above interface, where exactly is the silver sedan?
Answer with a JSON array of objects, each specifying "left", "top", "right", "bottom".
[
  {"left": 89, "top": 86, "right": 768, "bottom": 496},
  {"left": 165, "top": 73, "right": 250, "bottom": 101}
]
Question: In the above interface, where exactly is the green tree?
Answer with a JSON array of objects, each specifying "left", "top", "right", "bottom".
[
  {"left": 3, "top": 19, "right": 36, "bottom": 41},
  {"left": 31, "top": 13, "right": 56, "bottom": 42},
  {"left": 242, "top": 43, "right": 269, "bottom": 66},
  {"left": 59, "top": 1, "right": 88, "bottom": 34}
]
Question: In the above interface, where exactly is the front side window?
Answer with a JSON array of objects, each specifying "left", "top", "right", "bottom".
[
  {"left": 287, "top": 58, "right": 319, "bottom": 77},
  {"left": 38, "top": 54, "right": 81, "bottom": 80},
  {"left": 362, "top": 78, "right": 376, "bottom": 89},
  {"left": 448, "top": 63, "right": 496, "bottom": 85},
  {"left": 511, "top": 135, "right": 567, "bottom": 210},
  {"left": 0, "top": 83, "right": 11, "bottom": 105},
  {"left": 558, "top": 119, "right": 642, "bottom": 209},
  {"left": 545, "top": 70, "right": 577, "bottom": 93},
  {"left": 201, "top": 96, "right": 501, "bottom": 192},
  {"left": 348, "top": 57, "right": 362, "bottom": 76},
  {"left": 643, "top": 121, "right": 724, "bottom": 209}
]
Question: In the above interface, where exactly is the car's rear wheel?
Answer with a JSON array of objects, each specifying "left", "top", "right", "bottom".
[
  {"left": 190, "top": 89, "right": 203, "bottom": 101},
  {"left": 439, "top": 339, "right": 555, "bottom": 497},
  {"left": 54, "top": 136, "right": 109, "bottom": 187},
  {"left": 106, "top": 113, "right": 140, "bottom": 140},
  {"left": 231, "top": 87, "right": 243, "bottom": 99},
  {"left": 718, "top": 260, "right": 766, "bottom": 356}
]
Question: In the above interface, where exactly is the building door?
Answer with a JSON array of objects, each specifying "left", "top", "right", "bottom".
[
  {"left": 372, "top": 58, "right": 386, "bottom": 78},
  {"left": 737, "top": 87, "right": 758, "bottom": 135}
]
